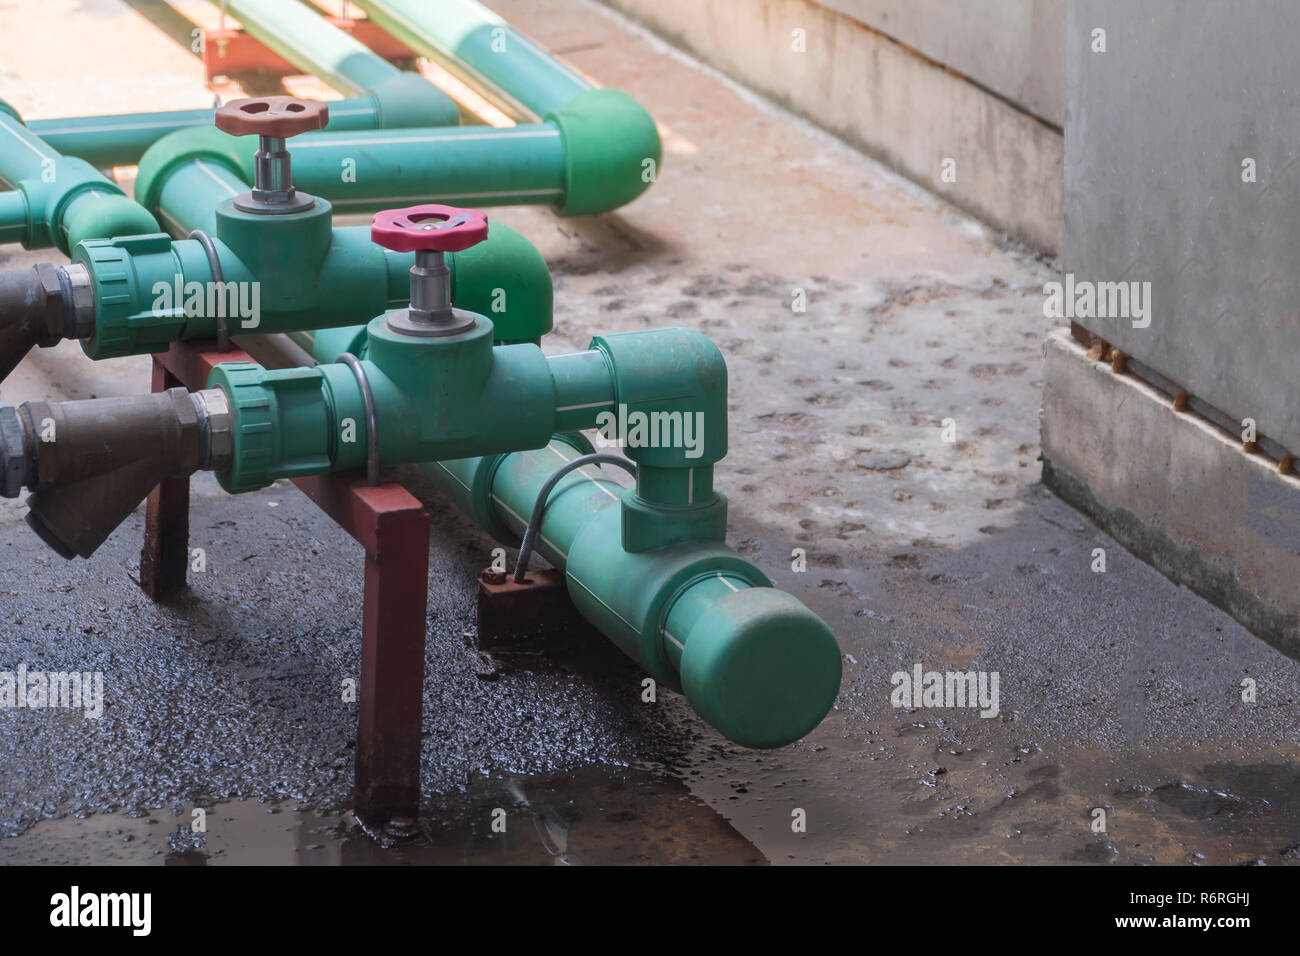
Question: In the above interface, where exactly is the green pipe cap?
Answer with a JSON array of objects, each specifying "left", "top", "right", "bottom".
[{"left": 679, "top": 588, "right": 841, "bottom": 749}]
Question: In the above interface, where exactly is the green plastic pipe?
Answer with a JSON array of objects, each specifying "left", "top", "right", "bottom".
[
  {"left": 0, "top": 192, "right": 28, "bottom": 244},
  {"left": 289, "top": 124, "right": 566, "bottom": 210},
  {"left": 354, "top": 0, "right": 592, "bottom": 119},
  {"left": 235, "top": 326, "right": 839, "bottom": 746},
  {"left": 26, "top": 97, "right": 383, "bottom": 170},
  {"left": 426, "top": 439, "right": 842, "bottom": 749},
  {"left": 210, "top": 0, "right": 458, "bottom": 127},
  {"left": 73, "top": 128, "right": 553, "bottom": 356},
  {"left": 350, "top": 0, "right": 660, "bottom": 215}
]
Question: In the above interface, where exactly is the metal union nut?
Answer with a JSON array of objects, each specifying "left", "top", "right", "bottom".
[{"left": 0, "top": 406, "right": 29, "bottom": 498}]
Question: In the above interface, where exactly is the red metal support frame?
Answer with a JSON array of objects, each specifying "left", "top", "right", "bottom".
[
  {"left": 142, "top": 340, "right": 430, "bottom": 831},
  {"left": 202, "top": 18, "right": 417, "bottom": 82}
]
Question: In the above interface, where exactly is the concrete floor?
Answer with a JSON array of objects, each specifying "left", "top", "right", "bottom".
[{"left": 1, "top": 0, "right": 1299, "bottom": 865}]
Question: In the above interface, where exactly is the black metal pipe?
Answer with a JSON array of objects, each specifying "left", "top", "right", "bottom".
[
  {"left": 0, "top": 261, "right": 94, "bottom": 384},
  {"left": 0, "top": 387, "right": 231, "bottom": 558},
  {"left": 0, "top": 263, "right": 59, "bottom": 383}
]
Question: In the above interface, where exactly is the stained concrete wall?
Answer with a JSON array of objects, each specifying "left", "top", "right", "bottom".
[
  {"left": 599, "top": 0, "right": 1064, "bottom": 253},
  {"left": 821, "top": 0, "right": 1065, "bottom": 126},
  {"left": 1041, "top": 331, "right": 1300, "bottom": 659},
  {"left": 1066, "top": 0, "right": 1300, "bottom": 459}
]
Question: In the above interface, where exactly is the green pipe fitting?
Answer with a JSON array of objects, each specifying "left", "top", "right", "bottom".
[
  {"left": 210, "top": 0, "right": 458, "bottom": 128},
  {"left": 547, "top": 89, "right": 660, "bottom": 217},
  {"left": 446, "top": 216, "right": 553, "bottom": 342},
  {"left": 424, "top": 439, "right": 842, "bottom": 749},
  {"left": 0, "top": 109, "right": 158, "bottom": 253},
  {"left": 589, "top": 327, "right": 728, "bottom": 551},
  {"left": 206, "top": 312, "right": 559, "bottom": 492},
  {"left": 133, "top": 126, "right": 255, "bottom": 228},
  {"left": 363, "top": 72, "right": 462, "bottom": 130},
  {"left": 304, "top": 323, "right": 725, "bottom": 553},
  {"left": 205, "top": 319, "right": 723, "bottom": 496}
]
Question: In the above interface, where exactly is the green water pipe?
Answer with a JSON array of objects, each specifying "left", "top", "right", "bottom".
[
  {"left": 66, "top": 134, "right": 552, "bottom": 358},
  {"left": 289, "top": 124, "right": 566, "bottom": 211},
  {"left": 431, "top": 439, "right": 843, "bottom": 749},
  {"left": 0, "top": 192, "right": 27, "bottom": 244},
  {"left": 210, "top": 320, "right": 724, "bottom": 535},
  {"left": 24, "top": 96, "right": 395, "bottom": 170},
  {"left": 209, "top": 0, "right": 458, "bottom": 129},
  {"left": 286, "top": 102, "right": 659, "bottom": 215},
  {"left": 0, "top": 105, "right": 158, "bottom": 253},
  {"left": 349, "top": 0, "right": 660, "bottom": 215},
  {"left": 216, "top": 319, "right": 840, "bottom": 747},
  {"left": 140, "top": 100, "right": 656, "bottom": 218},
  {"left": 353, "top": 0, "right": 591, "bottom": 119}
]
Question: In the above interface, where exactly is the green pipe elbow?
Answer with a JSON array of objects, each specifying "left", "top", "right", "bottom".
[
  {"left": 588, "top": 327, "right": 729, "bottom": 550},
  {"left": 0, "top": 110, "right": 159, "bottom": 252},
  {"left": 13, "top": 161, "right": 160, "bottom": 254},
  {"left": 61, "top": 191, "right": 160, "bottom": 252},
  {"left": 548, "top": 89, "right": 660, "bottom": 216},
  {"left": 589, "top": 327, "right": 727, "bottom": 468},
  {"left": 449, "top": 219, "right": 552, "bottom": 342},
  {"left": 134, "top": 126, "right": 255, "bottom": 217}
]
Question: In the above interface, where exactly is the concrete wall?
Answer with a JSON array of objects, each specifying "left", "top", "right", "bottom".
[
  {"left": 1042, "top": 331, "right": 1300, "bottom": 660},
  {"left": 600, "top": 0, "right": 1064, "bottom": 253},
  {"left": 1067, "top": 0, "right": 1300, "bottom": 459},
  {"left": 821, "top": 0, "right": 1065, "bottom": 126}
]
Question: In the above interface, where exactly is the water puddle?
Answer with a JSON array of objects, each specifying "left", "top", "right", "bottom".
[{"left": 0, "top": 765, "right": 766, "bottom": 865}]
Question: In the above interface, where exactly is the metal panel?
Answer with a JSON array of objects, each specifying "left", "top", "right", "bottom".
[{"left": 1066, "top": 0, "right": 1300, "bottom": 455}]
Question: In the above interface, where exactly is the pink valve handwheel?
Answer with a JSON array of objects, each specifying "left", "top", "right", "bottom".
[{"left": 370, "top": 205, "right": 489, "bottom": 253}]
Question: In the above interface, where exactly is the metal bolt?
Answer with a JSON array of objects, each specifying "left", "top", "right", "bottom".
[{"left": 382, "top": 816, "right": 419, "bottom": 841}]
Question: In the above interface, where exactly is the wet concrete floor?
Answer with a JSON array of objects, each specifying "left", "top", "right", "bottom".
[{"left": 1, "top": 0, "right": 1299, "bottom": 864}]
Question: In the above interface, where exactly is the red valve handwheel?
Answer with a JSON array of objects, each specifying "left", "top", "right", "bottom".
[
  {"left": 370, "top": 204, "right": 489, "bottom": 254},
  {"left": 215, "top": 96, "right": 329, "bottom": 137}
]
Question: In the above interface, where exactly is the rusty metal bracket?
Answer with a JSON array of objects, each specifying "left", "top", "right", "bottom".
[
  {"left": 141, "top": 339, "right": 430, "bottom": 833},
  {"left": 475, "top": 566, "right": 598, "bottom": 656}
]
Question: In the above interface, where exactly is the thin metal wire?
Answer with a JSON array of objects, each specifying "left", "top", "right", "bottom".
[{"left": 513, "top": 453, "right": 636, "bottom": 583}]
